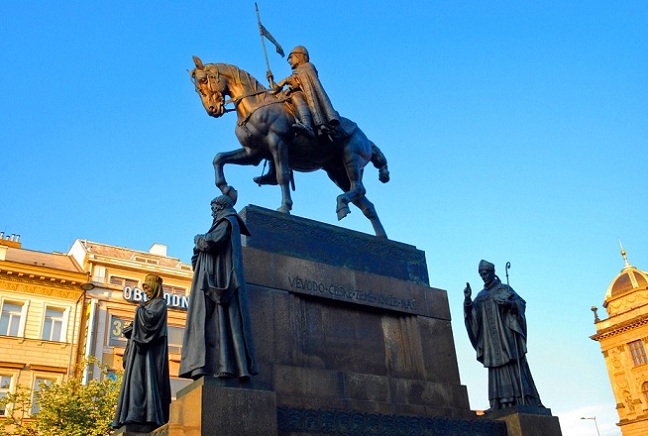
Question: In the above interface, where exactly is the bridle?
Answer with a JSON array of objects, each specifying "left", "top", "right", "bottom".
[
  {"left": 191, "top": 68, "right": 231, "bottom": 115},
  {"left": 192, "top": 66, "right": 286, "bottom": 123}
]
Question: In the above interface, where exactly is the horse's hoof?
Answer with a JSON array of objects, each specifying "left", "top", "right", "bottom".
[
  {"left": 337, "top": 206, "right": 351, "bottom": 221},
  {"left": 221, "top": 186, "right": 238, "bottom": 205},
  {"left": 277, "top": 206, "right": 291, "bottom": 214}
]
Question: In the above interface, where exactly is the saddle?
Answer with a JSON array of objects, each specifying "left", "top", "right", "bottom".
[{"left": 281, "top": 98, "right": 357, "bottom": 141}]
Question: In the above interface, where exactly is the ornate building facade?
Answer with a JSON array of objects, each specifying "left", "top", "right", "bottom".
[
  {"left": 591, "top": 248, "right": 648, "bottom": 435},
  {"left": 0, "top": 234, "right": 87, "bottom": 419},
  {"left": 0, "top": 235, "right": 196, "bottom": 421}
]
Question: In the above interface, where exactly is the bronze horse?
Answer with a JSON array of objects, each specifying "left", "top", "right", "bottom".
[{"left": 190, "top": 56, "right": 390, "bottom": 238}]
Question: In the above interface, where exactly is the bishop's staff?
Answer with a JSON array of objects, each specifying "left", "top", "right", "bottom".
[
  {"left": 255, "top": 2, "right": 284, "bottom": 87},
  {"left": 505, "top": 261, "right": 525, "bottom": 406}
]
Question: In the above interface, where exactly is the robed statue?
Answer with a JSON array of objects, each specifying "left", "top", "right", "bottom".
[
  {"left": 270, "top": 45, "right": 340, "bottom": 141},
  {"left": 180, "top": 195, "right": 257, "bottom": 380},
  {"left": 464, "top": 260, "right": 543, "bottom": 412},
  {"left": 189, "top": 45, "right": 390, "bottom": 238},
  {"left": 113, "top": 274, "right": 171, "bottom": 431}
]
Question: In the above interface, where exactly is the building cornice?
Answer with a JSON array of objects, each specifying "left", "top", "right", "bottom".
[
  {"left": 87, "top": 254, "right": 193, "bottom": 279},
  {"left": 590, "top": 312, "right": 648, "bottom": 342},
  {"left": 0, "top": 274, "right": 84, "bottom": 300}
]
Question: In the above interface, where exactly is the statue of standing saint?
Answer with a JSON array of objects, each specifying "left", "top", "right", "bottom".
[
  {"left": 113, "top": 273, "right": 171, "bottom": 432},
  {"left": 180, "top": 195, "right": 257, "bottom": 381},
  {"left": 464, "top": 260, "right": 543, "bottom": 412}
]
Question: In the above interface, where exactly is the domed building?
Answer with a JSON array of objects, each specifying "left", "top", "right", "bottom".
[{"left": 590, "top": 246, "right": 648, "bottom": 435}]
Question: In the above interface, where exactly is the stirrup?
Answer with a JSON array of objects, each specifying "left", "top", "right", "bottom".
[
  {"left": 253, "top": 172, "right": 278, "bottom": 186},
  {"left": 293, "top": 122, "right": 315, "bottom": 138}
]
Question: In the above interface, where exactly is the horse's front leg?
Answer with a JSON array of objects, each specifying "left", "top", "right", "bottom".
[
  {"left": 213, "top": 148, "right": 262, "bottom": 203},
  {"left": 269, "top": 136, "right": 293, "bottom": 214}
]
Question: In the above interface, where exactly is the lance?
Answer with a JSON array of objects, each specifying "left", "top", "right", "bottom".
[
  {"left": 255, "top": 3, "right": 284, "bottom": 88},
  {"left": 505, "top": 261, "right": 526, "bottom": 406}
]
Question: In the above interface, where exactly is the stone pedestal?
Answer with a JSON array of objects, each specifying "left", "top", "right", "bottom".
[
  {"left": 238, "top": 205, "right": 471, "bottom": 419},
  {"left": 113, "top": 425, "right": 159, "bottom": 436},
  {"left": 166, "top": 377, "right": 277, "bottom": 436},
  {"left": 486, "top": 407, "right": 562, "bottom": 436},
  {"left": 158, "top": 205, "right": 553, "bottom": 435}
]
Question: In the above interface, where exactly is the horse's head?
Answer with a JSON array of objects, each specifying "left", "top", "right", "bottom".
[{"left": 190, "top": 56, "right": 227, "bottom": 118}]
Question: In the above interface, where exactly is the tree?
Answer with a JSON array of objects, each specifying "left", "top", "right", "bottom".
[
  {"left": 0, "top": 358, "right": 121, "bottom": 436},
  {"left": 0, "top": 386, "right": 37, "bottom": 436}
]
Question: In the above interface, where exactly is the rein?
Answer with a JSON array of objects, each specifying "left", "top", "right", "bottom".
[
  {"left": 224, "top": 89, "right": 269, "bottom": 106},
  {"left": 237, "top": 96, "right": 287, "bottom": 127},
  {"left": 204, "top": 66, "right": 287, "bottom": 124}
]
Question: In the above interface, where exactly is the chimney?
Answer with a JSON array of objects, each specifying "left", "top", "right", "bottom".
[
  {"left": 149, "top": 243, "right": 167, "bottom": 257},
  {"left": 0, "top": 232, "right": 22, "bottom": 249}
]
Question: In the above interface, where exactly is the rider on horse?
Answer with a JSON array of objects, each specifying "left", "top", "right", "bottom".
[{"left": 257, "top": 46, "right": 341, "bottom": 185}]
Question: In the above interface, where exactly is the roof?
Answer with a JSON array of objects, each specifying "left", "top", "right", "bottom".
[
  {"left": 604, "top": 248, "right": 648, "bottom": 302},
  {"left": 74, "top": 240, "right": 191, "bottom": 270},
  {"left": 3, "top": 247, "right": 84, "bottom": 274}
]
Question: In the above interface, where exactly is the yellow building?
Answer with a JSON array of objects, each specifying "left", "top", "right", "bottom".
[
  {"left": 0, "top": 234, "right": 88, "bottom": 419},
  {"left": 68, "top": 239, "right": 194, "bottom": 397},
  {"left": 591, "top": 247, "right": 648, "bottom": 435}
]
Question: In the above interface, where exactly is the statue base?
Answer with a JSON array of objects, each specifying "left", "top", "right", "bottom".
[
  {"left": 156, "top": 205, "right": 560, "bottom": 435},
  {"left": 483, "top": 406, "right": 562, "bottom": 436},
  {"left": 112, "top": 423, "right": 164, "bottom": 435},
  {"left": 165, "top": 376, "right": 277, "bottom": 436}
]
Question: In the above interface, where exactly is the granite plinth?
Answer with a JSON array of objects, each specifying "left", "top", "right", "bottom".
[
  {"left": 164, "top": 205, "right": 545, "bottom": 434},
  {"left": 239, "top": 205, "right": 429, "bottom": 285},
  {"left": 235, "top": 206, "right": 470, "bottom": 419},
  {"left": 167, "top": 377, "right": 277, "bottom": 436},
  {"left": 492, "top": 410, "right": 562, "bottom": 436}
]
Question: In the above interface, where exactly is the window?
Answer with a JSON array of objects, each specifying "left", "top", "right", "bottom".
[
  {"left": 92, "top": 265, "right": 106, "bottom": 283},
  {"left": 31, "top": 377, "right": 55, "bottom": 415},
  {"left": 643, "top": 382, "right": 648, "bottom": 404},
  {"left": 134, "top": 256, "right": 159, "bottom": 265},
  {"left": 164, "top": 285, "right": 187, "bottom": 296},
  {"left": 42, "top": 307, "right": 66, "bottom": 342},
  {"left": 0, "top": 375, "right": 12, "bottom": 416},
  {"left": 108, "top": 315, "right": 132, "bottom": 347},
  {"left": 168, "top": 326, "right": 184, "bottom": 354},
  {"left": 110, "top": 276, "right": 138, "bottom": 288},
  {"left": 0, "top": 302, "right": 24, "bottom": 337},
  {"left": 629, "top": 340, "right": 648, "bottom": 366}
]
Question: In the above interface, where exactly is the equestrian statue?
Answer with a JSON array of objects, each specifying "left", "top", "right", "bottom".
[{"left": 190, "top": 47, "right": 390, "bottom": 238}]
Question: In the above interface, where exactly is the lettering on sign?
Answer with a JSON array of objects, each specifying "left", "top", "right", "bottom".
[
  {"left": 122, "top": 286, "right": 189, "bottom": 311},
  {"left": 287, "top": 275, "right": 416, "bottom": 312}
]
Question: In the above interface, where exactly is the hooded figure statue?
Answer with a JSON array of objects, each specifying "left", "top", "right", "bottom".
[
  {"left": 179, "top": 195, "right": 257, "bottom": 380},
  {"left": 113, "top": 273, "right": 171, "bottom": 431}
]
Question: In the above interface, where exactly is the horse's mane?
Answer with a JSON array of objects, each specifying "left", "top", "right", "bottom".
[{"left": 207, "top": 63, "right": 267, "bottom": 92}]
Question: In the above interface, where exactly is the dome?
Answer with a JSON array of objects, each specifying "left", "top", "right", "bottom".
[{"left": 604, "top": 247, "right": 648, "bottom": 301}]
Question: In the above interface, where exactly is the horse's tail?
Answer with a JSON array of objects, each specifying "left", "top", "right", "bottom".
[{"left": 370, "top": 142, "right": 390, "bottom": 183}]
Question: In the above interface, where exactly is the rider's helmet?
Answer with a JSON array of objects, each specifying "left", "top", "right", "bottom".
[{"left": 289, "top": 46, "right": 309, "bottom": 62}]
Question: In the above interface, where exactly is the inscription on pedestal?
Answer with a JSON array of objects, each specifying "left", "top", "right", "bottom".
[{"left": 287, "top": 274, "right": 418, "bottom": 312}]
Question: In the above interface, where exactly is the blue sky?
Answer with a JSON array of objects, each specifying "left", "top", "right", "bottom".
[{"left": 1, "top": 2, "right": 646, "bottom": 434}]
